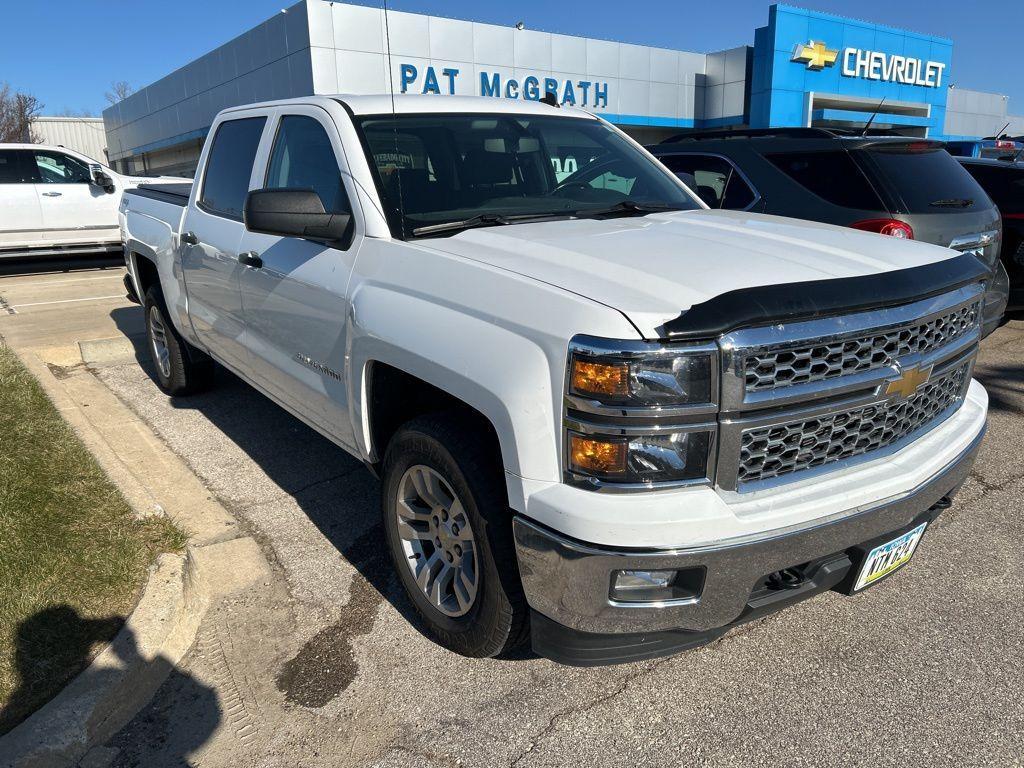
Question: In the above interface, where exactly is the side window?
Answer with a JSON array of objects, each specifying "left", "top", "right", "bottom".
[
  {"left": 199, "top": 117, "right": 267, "bottom": 220},
  {"left": 0, "top": 150, "right": 37, "bottom": 183},
  {"left": 265, "top": 115, "right": 350, "bottom": 214},
  {"left": 34, "top": 151, "right": 91, "bottom": 184},
  {"left": 660, "top": 154, "right": 756, "bottom": 210},
  {"left": 766, "top": 150, "right": 884, "bottom": 211}
]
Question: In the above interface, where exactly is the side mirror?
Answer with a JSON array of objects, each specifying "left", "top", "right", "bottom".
[
  {"left": 243, "top": 188, "right": 351, "bottom": 242},
  {"left": 90, "top": 164, "right": 115, "bottom": 193}
]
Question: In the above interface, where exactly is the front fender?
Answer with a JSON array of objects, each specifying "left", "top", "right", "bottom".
[{"left": 349, "top": 285, "right": 558, "bottom": 484}]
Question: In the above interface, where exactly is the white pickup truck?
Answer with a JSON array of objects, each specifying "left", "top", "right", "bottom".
[
  {"left": 0, "top": 143, "right": 178, "bottom": 260},
  {"left": 121, "top": 95, "right": 989, "bottom": 666}
]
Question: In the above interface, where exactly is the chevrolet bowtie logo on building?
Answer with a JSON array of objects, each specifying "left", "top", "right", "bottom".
[
  {"left": 792, "top": 40, "right": 839, "bottom": 70},
  {"left": 885, "top": 364, "right": 934, "bottom": 399}
]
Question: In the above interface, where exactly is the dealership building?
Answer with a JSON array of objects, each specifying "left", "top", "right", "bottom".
[{"left": 102, "top": 1, "right": 1024, "bottom": 176}]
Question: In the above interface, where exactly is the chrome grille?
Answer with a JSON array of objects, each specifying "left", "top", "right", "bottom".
[
  {"left": 743, "top": 300, "right": 980, "bottom": 392},
  {"left": 738, "top": 362, "right": 969, "bottom": 484}
]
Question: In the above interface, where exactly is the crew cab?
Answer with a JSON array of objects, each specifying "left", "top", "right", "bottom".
[
  {"left": 121, "top": 95, "right": 989, "bottom": 666},
  {"left": 0, "top": 143, "right": 177, "bottom": 260}
]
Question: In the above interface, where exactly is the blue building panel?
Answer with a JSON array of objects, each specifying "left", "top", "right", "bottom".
[{"left": 750, "top": 3, "right": 953, "bottom": 136}]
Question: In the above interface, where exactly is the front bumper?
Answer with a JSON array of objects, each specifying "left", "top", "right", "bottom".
[{"left": 514, "top": 426, "right": 984, "bottom": 665}]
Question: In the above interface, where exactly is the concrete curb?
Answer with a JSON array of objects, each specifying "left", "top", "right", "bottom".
[{"left": 0, "top": 341, "right": 271, "bottom": 768}]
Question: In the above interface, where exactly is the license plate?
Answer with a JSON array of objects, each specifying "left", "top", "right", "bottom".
[{"left": 854, "top": 522, "right": 927, "bottom": 592}]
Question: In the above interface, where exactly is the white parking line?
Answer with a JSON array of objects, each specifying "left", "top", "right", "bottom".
[
  {"left": 10, "top": 294, "right": 125, "bottom": 309},
  {"left": 0, "top": 274, "right": 125, "bottom": 288}
]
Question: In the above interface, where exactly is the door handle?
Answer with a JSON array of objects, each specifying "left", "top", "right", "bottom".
[
  {"left": 181, "top": 231, "right": 199, "bottom": 246},
  {"left": 237, "top": 251, "right": 263, "bottom": 269},
  {"left": 41, "top": 191, "right": 62, "bottom": 197}
]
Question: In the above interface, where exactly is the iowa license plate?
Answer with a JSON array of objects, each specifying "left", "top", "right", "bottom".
[{"left": 854, "top": 523, "right": 927, "bottom": 592}]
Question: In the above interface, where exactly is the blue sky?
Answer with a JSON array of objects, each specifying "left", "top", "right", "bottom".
[{"left": 0, "top": 0, "right": 1019, "bottom": 118}]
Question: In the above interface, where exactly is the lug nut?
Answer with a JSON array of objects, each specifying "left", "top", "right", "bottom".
[
  {"left": 441, "top": 510, "right": 448, "bottom": 522},
  {"left": 454, "top": 545, "right": 462, "bottom": 557},
  {"left": 434, "top": 537, "right": 441, "bottom": 547},
  {"left": 451, "top": 524, "right": 459, "bottom": 536},
  {"left": 446, "top": 552, "right": 454, "bottom": 562},
  {"left": 432, "top": 516, "right": 439, "bottom": 526}
]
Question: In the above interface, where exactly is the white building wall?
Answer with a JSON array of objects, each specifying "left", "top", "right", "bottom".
[
  {"left": 32, "top": 117, "right": 108, "bottom": 162},
  {"left": 308, "top": 2, "right": 708, "bottom": 126},
  {"left": 944, "top": 87, "right": 1021, "bottom": 138}
]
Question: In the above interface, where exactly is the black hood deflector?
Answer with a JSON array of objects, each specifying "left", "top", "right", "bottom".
[{"left": 657, "top": 252, "right": 990, "bottom": 340}]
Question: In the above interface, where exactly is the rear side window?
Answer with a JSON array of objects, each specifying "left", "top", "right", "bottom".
[
  {"left": 0, "top": 150, "right": 37, "bottom": 183},
  {"left": 960, "top": 164, "right": 1024, "bottom": 215},
  {"left": 766, "top": 150, "right": 885, "bottom": 210},
  {"left": 199, "top": 117, "right": 266, "bottom": 220},
  {"left": 265, "top": 115, "right": 349, "bottom": 214},
  {"left": 857, "top": 145, "right": 988, "bottom": 213},
  {"left": 660, "top": 154, "right": 756, "bottom": 210}
]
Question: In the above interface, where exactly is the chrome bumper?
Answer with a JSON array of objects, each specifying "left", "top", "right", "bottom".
[{"left": 514, "top": 427, "right": 984, "bottom": 636}]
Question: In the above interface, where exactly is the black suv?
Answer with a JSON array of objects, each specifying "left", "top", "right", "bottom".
[
  {"left": 959, "top": 157, "right": 1024, "bottom": 315},
  {"left": 647, "top": 128, "right": 1008, "bottom": 335}
]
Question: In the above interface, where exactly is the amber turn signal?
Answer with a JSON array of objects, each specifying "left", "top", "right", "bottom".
[
  {"left": 569, "top": 434, "right": 627, "bottom": 475},
  {"left": 571, "top": 359, "right": 629, "bottom": 398}
]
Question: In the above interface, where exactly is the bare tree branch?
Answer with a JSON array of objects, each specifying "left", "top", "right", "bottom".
[
  {"left": 0, "top": 83, "right": 43, "bottom": 142},
  {"left": 104, "top": 81, "right": 134, "bottom": 106}
]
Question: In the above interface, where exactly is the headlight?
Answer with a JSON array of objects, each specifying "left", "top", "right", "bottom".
[
  {"left": 568, "top": 345, "right": 713, "bottom": 406},
  {"left": 564, "top": 336, "right": 718, "bottom": 490}
]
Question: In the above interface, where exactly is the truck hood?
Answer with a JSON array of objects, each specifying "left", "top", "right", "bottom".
[{"left": 421, "top": 209, "right": 963, "bottom": 338}]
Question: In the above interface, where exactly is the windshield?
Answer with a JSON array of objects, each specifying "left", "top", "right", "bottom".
[{"left": 355, "top": 112, "right": 700, "bottom": 237}]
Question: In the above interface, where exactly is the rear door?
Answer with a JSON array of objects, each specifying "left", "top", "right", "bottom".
[
  {"left": 0, "top": 149, "right": 43, "bottom": 250},
  {"left": 180, "top": 115, "right": 267, "bottom": 371},
  {"left": 235, "top": 107, "right": 362, "bottom": 446},
  {"left": 32, "top": 149, "right": 118, "bottom": 244}
]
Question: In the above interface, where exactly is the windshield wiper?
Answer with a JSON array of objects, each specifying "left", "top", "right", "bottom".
[
  {"left": 574, "top": 200, "right": 686, "bottom": 219},
  {"left": 412, "top": 211, "right": 570, "bottom": 237},
  {"left": 929, "top": 198, "right": 974, "bottom": 208}
]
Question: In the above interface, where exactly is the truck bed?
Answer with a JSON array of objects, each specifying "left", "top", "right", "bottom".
[{"left": 125, "top": 182, "right": 193, "bottom": 206}]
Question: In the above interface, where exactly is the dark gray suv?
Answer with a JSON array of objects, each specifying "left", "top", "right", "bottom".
[{"left": 648, "top": 128, "right": 1008, "bottom": 336}]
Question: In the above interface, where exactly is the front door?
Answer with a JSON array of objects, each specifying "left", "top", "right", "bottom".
[
  {"left": 180, "top": 115, "right": 267, "bottom": 371},
  {"left": 0, "top": 150, "right": 43, "bottom": 250},
  {"left": 236, "top": 108, "right": 362, "bottom": 447},
  {"left": 32, "top": 150, "right": 118, "bottom": 244}
]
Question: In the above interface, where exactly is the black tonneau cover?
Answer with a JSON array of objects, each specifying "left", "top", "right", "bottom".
[
  {"left": 125, "top": 182, "right": 193, "bottom": 206},
  {"left": 658, "top": 252, "right": 990, "bottom": 340}
]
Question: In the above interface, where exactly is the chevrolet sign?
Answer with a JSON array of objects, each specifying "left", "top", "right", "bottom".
[
  {"left": 842, "top": 48, "right": 946, "bottom": 88},
  {"left": 792, "top": 40, "right": 946, "bottom": 88}
]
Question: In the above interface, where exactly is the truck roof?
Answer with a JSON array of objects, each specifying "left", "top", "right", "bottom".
[{"left": 220, "top": 94, "right": 598, "bottom": 120}]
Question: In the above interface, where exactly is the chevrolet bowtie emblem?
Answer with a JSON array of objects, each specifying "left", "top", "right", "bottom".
[
  {"left": 885, "top": 364, "right": 933, "bottom": 399},
  {"left": 792, "top": 40, "right": 839, "bottom": 70}
]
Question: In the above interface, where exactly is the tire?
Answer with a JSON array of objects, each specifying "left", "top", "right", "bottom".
[
  {"left": 381, "top": 412, "right": 529, "bottom": 658},
  {"left": 143, "top": 286, "right": 214, "bottom": 396}
]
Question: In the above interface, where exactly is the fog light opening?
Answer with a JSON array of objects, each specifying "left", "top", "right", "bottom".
[{"left": 610, "top": 567, "right": 705, "bottom": 603}]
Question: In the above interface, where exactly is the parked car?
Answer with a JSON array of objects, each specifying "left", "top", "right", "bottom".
[
  {"left": 945, "top": 137, "right": 1023, "bottom": 160},
  {"left": 0, "top": 143, "right": 179, "bottom": 260},
  {"left": 959, "top": 157, "right": 1024, "bottom": 316},
  {"left": 647, "top": 128, "right": 1008, "bottom": 336},
  {"left": 121, "top": 96, "right": 989, "bottom": 666}
]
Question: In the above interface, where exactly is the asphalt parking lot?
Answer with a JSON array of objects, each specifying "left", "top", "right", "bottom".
[{"left": 2, "top": 267, "right": 1024, "bottom": 767}]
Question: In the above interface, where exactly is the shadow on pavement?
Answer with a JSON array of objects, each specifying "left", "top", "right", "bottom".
[
  {"left": 0, "top": 605, "right": 220, "bottom": 766},
  {"left": 121, "top": 346, "right": 469, "bottom": 703},
  {"left": 973, "top": 362, "right": 1024, "bottom": 414}
]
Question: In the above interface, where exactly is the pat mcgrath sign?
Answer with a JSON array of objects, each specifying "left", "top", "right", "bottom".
[
  {"left": 792, "top": 40, "right": 946, "bottom": 88},
  {"left": 398, "top": 64, "right": 610, "bottom": 108}
]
